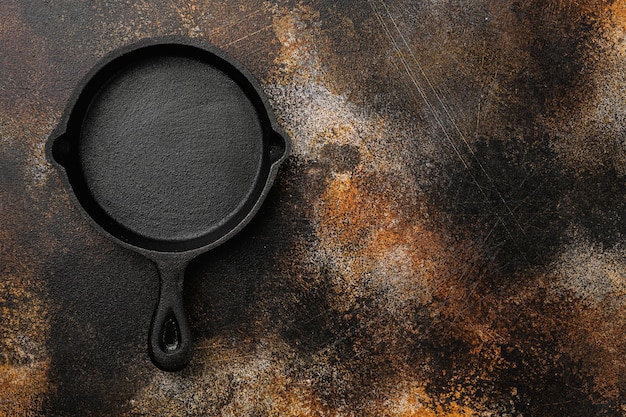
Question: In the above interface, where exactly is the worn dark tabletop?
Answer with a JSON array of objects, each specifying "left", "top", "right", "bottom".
[{"left": 2, "top": 0, "right": 626, "bottom": 415}]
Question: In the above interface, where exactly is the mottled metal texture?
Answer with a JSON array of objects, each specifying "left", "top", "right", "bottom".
[{"left": 2, "top": 0, "right": 626, "bottom": 415}]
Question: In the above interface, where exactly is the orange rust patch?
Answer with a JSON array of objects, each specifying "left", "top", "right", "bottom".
[
  {"left": 375, "top": 383, "right": 483, "bottom": 417},
  {"left": 313, "top": 159, "right": 512, "bottom": 410},
  {"left": 0, "top": 263, "right": 51, "bottom": 415},
  {"left": 0, "top": 155, "right": 53, "bottom": 414},
  {"left": 602, "top": 1, "right": 626, "bottom": 30},
  {"left": 0, "top": 363, "right": 50, "bottom": 416},
  {"left": 271, "top": 5, "right": 325, "bottom": 85},
  {"left": 316, "top": 171, "right": 440, "bottom": 302}
]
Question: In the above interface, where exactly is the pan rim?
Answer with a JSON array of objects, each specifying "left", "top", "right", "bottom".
[{"left": 47, "top": 37, "right": 291, "bottom": 256}]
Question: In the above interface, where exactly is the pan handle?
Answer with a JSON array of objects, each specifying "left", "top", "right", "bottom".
[{"left": 149, "top": 259, "right": 193, "bottom": 371}]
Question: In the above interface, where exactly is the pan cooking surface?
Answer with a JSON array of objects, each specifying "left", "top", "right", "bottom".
[{"left": 78, "top": 55, "right": 264, "bottom": 242}]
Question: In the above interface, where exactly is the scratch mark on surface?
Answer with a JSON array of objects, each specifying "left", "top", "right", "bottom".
[
  {"left": 368, "top": 0, "right": 525, "bottom": 257},
  {"left": 209, "top": 9, "right": 263, "bottom": 37},
  {"left": 380, "top": 0, "right": 525, "bottom": 239},
  {"left": 221, "top": 24, "right": 272, "bottom": 48}
]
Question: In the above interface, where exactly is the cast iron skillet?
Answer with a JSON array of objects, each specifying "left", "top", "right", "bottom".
[{"left": 46, "top": 38, "right": 290, "bottom": 371}]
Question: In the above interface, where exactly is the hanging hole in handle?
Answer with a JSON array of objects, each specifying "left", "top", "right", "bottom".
[
  {"left": 149, "top": 261, "right": 193, "bottom": 371},
  {"left": 160, "top": 312, "right": 181, "bottom": 353}
]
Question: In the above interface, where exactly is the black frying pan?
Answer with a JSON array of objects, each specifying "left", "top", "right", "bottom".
[{"left": 46, "top": 38, "right": 290, "bottom": 371}]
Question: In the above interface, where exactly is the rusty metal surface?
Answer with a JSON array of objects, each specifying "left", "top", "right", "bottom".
[{"left": 2, "top": 0, "right": 626, "bottom": 415}]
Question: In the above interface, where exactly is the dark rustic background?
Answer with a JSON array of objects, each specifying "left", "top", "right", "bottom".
[{"left": 2, "top": 0, "right": 626, "bottom": 415}]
